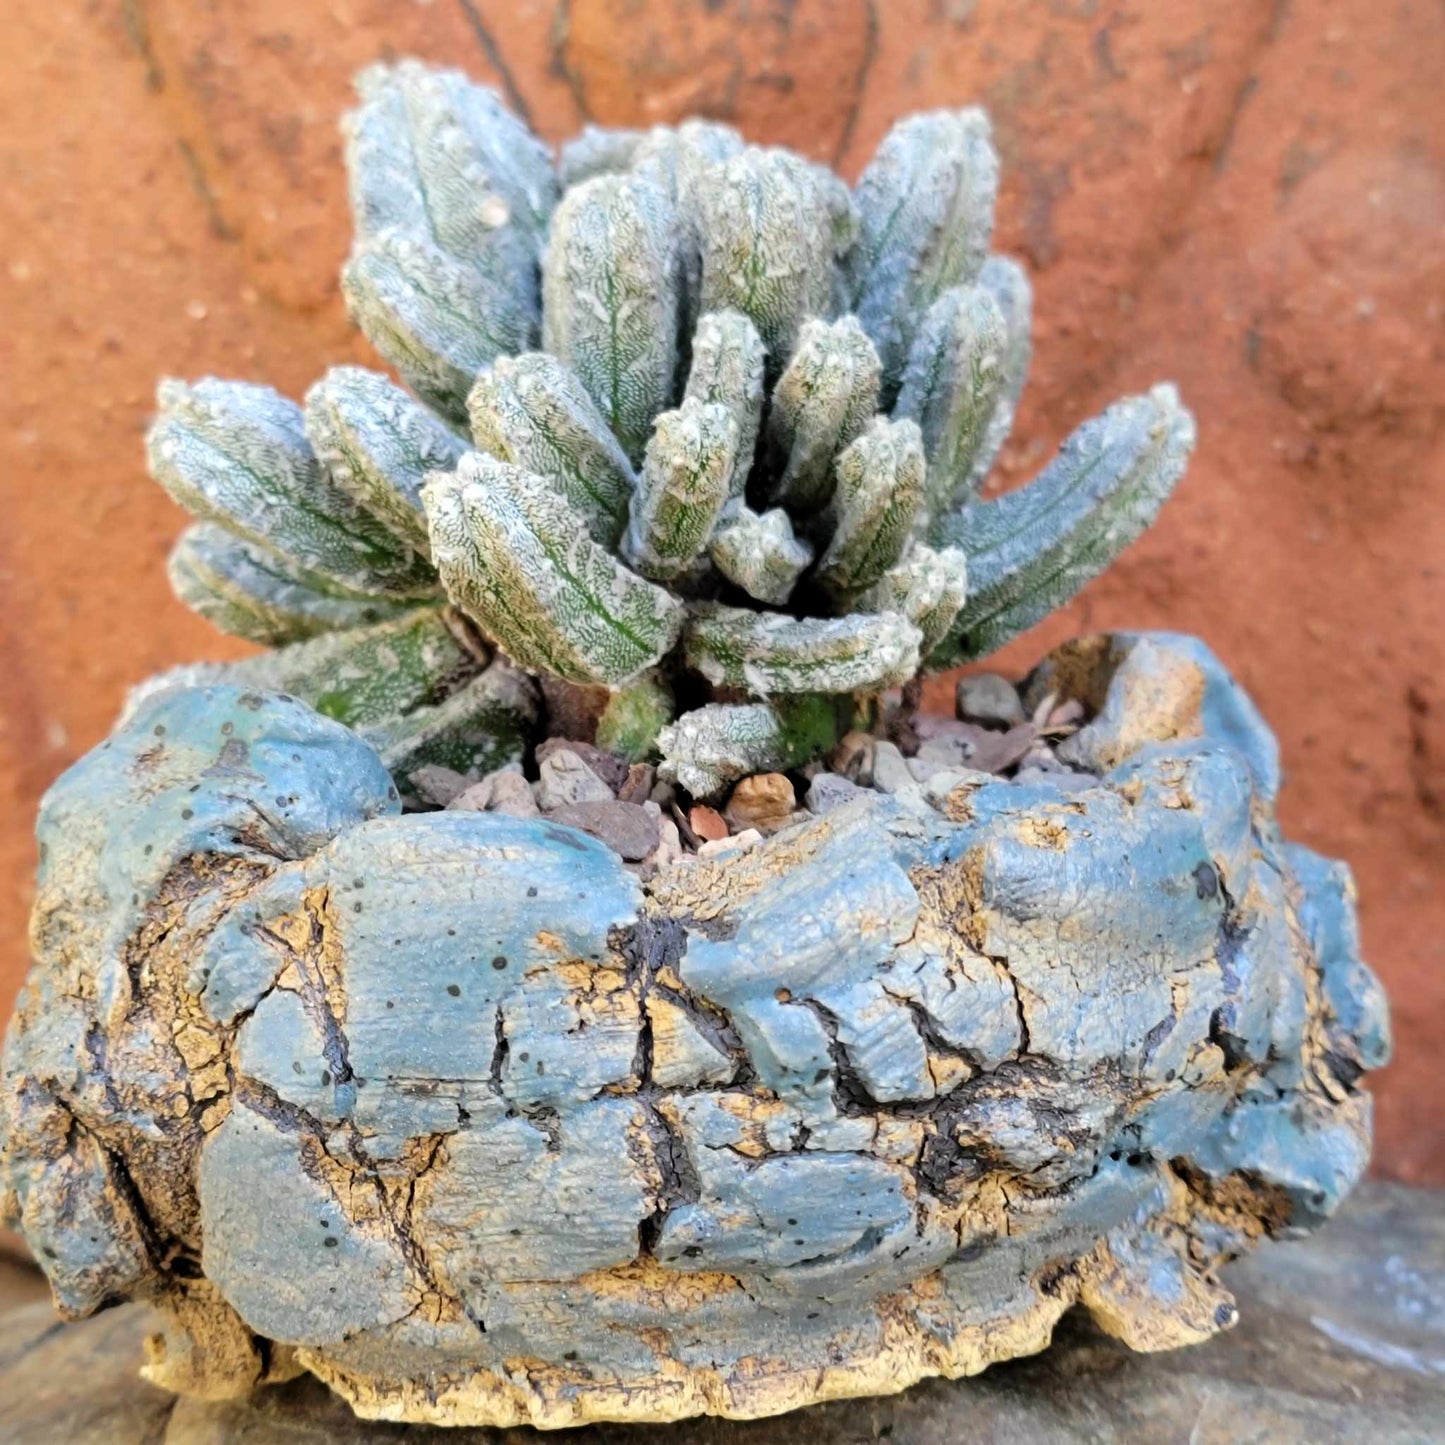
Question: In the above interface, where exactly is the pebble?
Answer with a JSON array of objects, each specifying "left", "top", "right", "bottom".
[
  {"left": 969, "top": 723, "right": 1040, "bottom": 774},
  {"left": 915, "top": 734, "right": 976, "bottom": 769},
  {"left": 536, "top": 748, "right": 616, "bottom": 810},
  {"left": 485, "top": 771, "right": 542, "bottom": 819},
  {"left": 628, "top": 807, "right": 686, "bottom": 881},
  {"left": 408, "top": 764, "right": 474, "bottom": 808},
  {"left": 1046, "top": 698, "right": 1086, "bottom": 731},
  {"left": 956, "top": 672, "right": 1026, "bottom": 728},
  {"left": 698, "top": 828, "right": 762, "bottom": 859},
  {"left": 806, "top": 772, "right": 864, "bottom": 813},
  {"left": 447, "top": 765, "right": 534, "bottom": 815},
  {"left": 870, "top": 740, "right": 920, "bottom": 796},
  {"left": 535, "top": 737, "right": 629, "bottom": 793},
  {"left": 689, "top": 805, "right": 729, "bottom": 843},
  {"left": 546, "top": 800, "right": 660, "bottom": 861},
  {"left": 907, "top": 755, "right": 945, "bottom": 783},
  {"left": 724, "top": 773, "right": 797, "bottom": 835},
  {"left": 617, "top": 762, "right": 656, "bottom": 804},
  {"left": 829, "top": 730, "right": 875, "bottom": 784}
]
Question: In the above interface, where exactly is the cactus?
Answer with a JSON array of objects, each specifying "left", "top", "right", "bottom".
[{"left": 144, "top": 59, "right": 1196, "bottom": 796}]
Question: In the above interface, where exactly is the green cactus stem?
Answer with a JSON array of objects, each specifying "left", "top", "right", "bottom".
[
  {"left": 931, "top": 385, "right": 1195, "bottom": 666},
  {"left": 468, "top": 352, "right": 637, "bottom": 547},
  {"left": 426, "top": 453, "right": 684, "bottom": 687},
  {"left": 167, "top": 523, "right": 409, "bottom": 646}
]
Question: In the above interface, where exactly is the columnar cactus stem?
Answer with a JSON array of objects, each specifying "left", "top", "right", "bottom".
[
  {"left": 147, "top": 379, "right": 437, "bottom": 599},
  {"left": 341, "top": 233, "right": 535, "bottom": 426},
  {"left": 847, "top": 108, "right": 998, "bottom": 397},
  {"left": 683, "top": 308, "right": 767, "bottom": 496},
  {"left": 541, "top": 173, "right": 680, "bottom": 463},
  {"left": 221, "top": 607, "right": 483, "bottom": 727},
  {"left": 763, "top": 316, "right": 882, "bottom": 516},
  {"left": 167, "top": 523, "right": 409, "bottom": 646},
  {"left": 657, "top": 694, "right": 849, "bottom": 796},
  {"left": 304, "top": 365, "right": 468, "bottom": 556},
  {"left": 815, "top": 417, "right": 926, "bottom": 596},
  {"left": 708, "top": 505, "right": 814, "bottom": 604},
  {"left": 966, "top": 255, "right": 1033, "bottom": 495},
  {"left": 931, "top": 385, "right": 1194, "bottom": 666},
  {"left": 623, "top": 399, "right": 738, "bottom": 581},
  {"left": 359, "top": 661, "right": 539, "bottom": 794},
  {"left": 426, "top": 453, "right": 684, "bottom": 685},
  {"left": 467, "top": 352, "right": 637, "bottom": 546},
  {"left": 698, "top": 147, "right": 854, "bottom": 369},
  {"left": 855, "top": 542, "right": 970, "bottom": 658},
  {"left": 896, "top": 284, "right": 1008, "bottom": 519},
  {"left": 684, "top": 604, "right": 921, "bottom": 696}
]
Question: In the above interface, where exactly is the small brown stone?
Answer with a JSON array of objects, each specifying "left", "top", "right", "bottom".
[
  {"left": 688, "top": 804, "right": 729, "bottom": 843},
  {"left": 829, "top": 731, "right": 876, "bottom": 783},
  {"left": 617, "top": 762, "right": 656, "bottom": 804},
  {"left": 724, "top": 773, "right": 797, "bottom": 835},
  {"left": 545, "top": 800, "right": 660, "bottom": 861}
]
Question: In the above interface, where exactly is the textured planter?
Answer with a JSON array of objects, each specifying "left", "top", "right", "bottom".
[{"left": 0, "top": 629, "right": 1388, "bottom": 1429}]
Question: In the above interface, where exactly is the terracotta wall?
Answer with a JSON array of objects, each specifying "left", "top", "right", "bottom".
[{"left": 1, "top": 0, "right": 1440, "bottom": 1182}]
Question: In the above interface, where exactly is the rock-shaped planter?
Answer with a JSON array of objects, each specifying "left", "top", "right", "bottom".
[{"left": 0, "top": 630, "right": 1388, "bottom": 1428}]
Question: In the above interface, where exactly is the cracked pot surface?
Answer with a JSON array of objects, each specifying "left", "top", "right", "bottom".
[{"left": 0, "top": 630, "right": 1388, "bottom": 1428}]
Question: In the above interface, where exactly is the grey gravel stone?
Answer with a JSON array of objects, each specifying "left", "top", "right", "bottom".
[
  {"left": 915, "top": 734, "right": 976, "bottom": 769},
  {"left": 536, "top": 747, "right": 616, "bottom": 809},
  {"left": 1019, "top": 745, "right": 1067, "bottom": 773},
  {"left": 956, "top": 671, "right": 1026, "bottom": 727},
  {"left": 870, "top": 739, "right": 920, "bottom": 796},
  {"left": 536, "top": 737, "right": 630, "bottom": 793},
  {"left": 907, "top": 754, "right": 944, "bottom": 782},
  {"left": 406, "top": 764, "right": 473, "bottom": 807},
  {"left": 806, "top": 772, "right": 865, "bottom": 813}
]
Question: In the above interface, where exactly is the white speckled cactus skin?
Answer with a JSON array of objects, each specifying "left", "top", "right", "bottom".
[
  {"left": 0, "top": 55, "right": 1390, "bottom": 1432},
  {"left": 0, "top": 632, "right": 1388, "bottom": 1427},
  {"left": 136, "top": 57, "right": 1198, "bottom": 793}
]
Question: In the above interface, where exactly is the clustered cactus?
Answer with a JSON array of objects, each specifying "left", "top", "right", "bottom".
[{"left": 146, "top": 59, "right": 1195, "bottom": 800}]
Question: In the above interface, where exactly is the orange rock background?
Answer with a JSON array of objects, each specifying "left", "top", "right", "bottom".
[{"left": 1, "top": 0, "right": 1440, "bottom": 1183}]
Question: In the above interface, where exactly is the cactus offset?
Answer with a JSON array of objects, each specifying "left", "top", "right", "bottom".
[{"left": 144, "top": 59, "right": 1195, "bottom": 796}]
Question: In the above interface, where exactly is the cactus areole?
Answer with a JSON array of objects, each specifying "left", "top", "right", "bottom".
[{"left": 1, "top": 60, "right": 1388, "bottom": 1431}]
